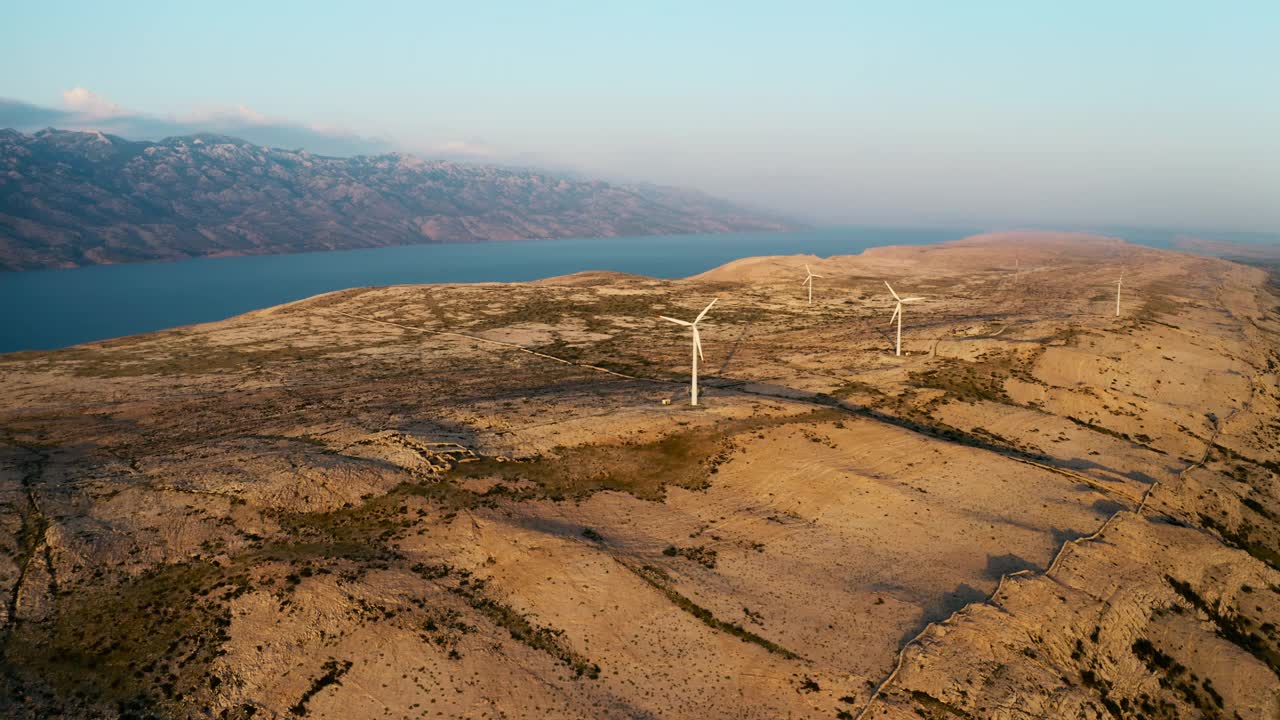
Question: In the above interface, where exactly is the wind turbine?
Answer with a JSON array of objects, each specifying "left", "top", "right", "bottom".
[
  {"left": 1115, "top": 270, "right": 1123, "bottom": 317},
  {"left": 885, "top": 281, "right": 924, "bottom": 357},
  {"left": 658, "top": 298, "right": 718, "bottom": 406},
  {"left": 801, "top": 264, "right": 823, "bottom": 305}
]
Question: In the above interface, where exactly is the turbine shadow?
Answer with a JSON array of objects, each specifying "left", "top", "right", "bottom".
[{"left": 713, "top": 319, "right": 755, "bottom": 376}]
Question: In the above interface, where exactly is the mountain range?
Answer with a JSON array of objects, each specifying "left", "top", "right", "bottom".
[{"left": 0, "top": 128, "right": 796, "bottom": 271}]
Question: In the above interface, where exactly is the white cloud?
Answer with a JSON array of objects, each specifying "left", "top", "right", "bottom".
[
  {"left": 61, "top": 86, "right": 123, "bottom": 118},
  {"left": 13, "top": 88, "right": 515, "bottom": 164},
  {"left": 34, "top": 88, "right": 395, "bottom": 156}
]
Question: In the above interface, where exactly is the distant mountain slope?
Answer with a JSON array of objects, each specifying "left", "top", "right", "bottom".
[{"left": 0, "top": 128, "right": 798, "bottom": 271}]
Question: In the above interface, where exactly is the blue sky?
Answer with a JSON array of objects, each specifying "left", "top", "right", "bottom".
[{"left": 3, "top": 1, "right": 1277, "bottom": 231}]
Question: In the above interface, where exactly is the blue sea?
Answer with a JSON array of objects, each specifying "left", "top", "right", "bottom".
[{"left": 1, "top": 225, "right": 1275, "bottom": 353}]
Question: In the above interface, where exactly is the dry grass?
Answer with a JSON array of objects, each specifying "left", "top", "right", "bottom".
[{"left": 449, "top": 410, "right": 841, "bottom": 501}]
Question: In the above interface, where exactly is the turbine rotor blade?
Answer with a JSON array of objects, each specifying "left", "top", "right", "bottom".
[
  {"left": 890, "top": 303, "right": 901, "bottom": 326},
  {"left": 884, "top": 281, "right": 901, "bottom": 300},
  {"left": 694, "top": 332, "right": 704, "bottom": 361},
  {"left": 900, "top": 297, "right": 924, "bottom": 303},
  {"left": 658, "top": 315, "right": 692, "bottom": 326},
  {"left": 694, "top": 297, "right": 718, "bottom": 323}
]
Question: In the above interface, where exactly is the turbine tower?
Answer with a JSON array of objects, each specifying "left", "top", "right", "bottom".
[
  {"left": 1115, "top": 270, "right": 1123, "bottom": 317},
  {"left": 658, "top": 298, "right": 718, "bottom": 406},
  {"left": 802, "top": 264, "right": 824, "bottom": 305},
  {"left": 885, "top": 281, "right": 924, "bottom": 357}
]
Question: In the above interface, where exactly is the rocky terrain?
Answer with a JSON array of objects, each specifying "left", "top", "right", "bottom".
[
  {"left": 0, "top": 128, "right": 794, "bottom": 271},
  {"left": 0, "top": 232, "right": 1277, "bottom": 719}
]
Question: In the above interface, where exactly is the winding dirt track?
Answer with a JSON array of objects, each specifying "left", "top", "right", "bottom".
[{"left": 851, "top": 282, "right": 1267, "bottom": 719}]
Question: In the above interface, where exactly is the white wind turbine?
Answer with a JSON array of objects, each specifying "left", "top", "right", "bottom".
[
  {"left": 802, "top": 264, "right": 824, "bottom": 305},
  {"left": 1115, "top": 270, "right": 1123, "bottom": 317},
  {"left": 658, "top": 298, "right": 718, "bottom": 406},
  {"left": 885, "top": 281, "right": 924, "bottom": 357}
]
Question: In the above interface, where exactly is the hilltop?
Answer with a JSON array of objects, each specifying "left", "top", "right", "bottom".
[
  {"left": 0, "top": 232, "right": 1277, "bottom": 718},
  {"left": 0, "top": 128, "right": 796, "bottom": 271}
]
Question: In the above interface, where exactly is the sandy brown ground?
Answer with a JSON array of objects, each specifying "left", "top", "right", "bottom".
[{"left": 0, "top": 231, "right": 1277, "bottom": 719}]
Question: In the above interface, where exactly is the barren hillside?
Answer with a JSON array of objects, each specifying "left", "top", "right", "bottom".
[{"left": 0, "top": 232, "right": 1277, "bottom": 718}]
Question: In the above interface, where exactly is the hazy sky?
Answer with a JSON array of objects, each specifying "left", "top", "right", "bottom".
[{"left": 3, "top": 1, "right": 1277, "bottom": 231}]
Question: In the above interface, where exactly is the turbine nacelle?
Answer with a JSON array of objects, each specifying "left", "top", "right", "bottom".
[
  {"left": 658, "top": 298, "right": 718, "bottom": 405},
  {"left": 1115, "top": 269, "right": 1124, "bottom": 317},
  {"left": 884, "top": 281, "right": 924, "bottom": 356},
  {"left": 802, "top": 264, "right": 824, "bottom": 304}
]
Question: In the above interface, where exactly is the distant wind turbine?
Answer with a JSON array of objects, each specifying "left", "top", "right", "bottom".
[
  {"left": 802, "top": 264, "right": 824, "bottom": 305},
  {"left": 1115, "top": 270, "right": 1123, "bottom": 317},
  {"left": 658, "top": 298, "right": 718, "bottom": 406},
  {"left": 885, "top": 281, "right": 924, "bottom": 357}
]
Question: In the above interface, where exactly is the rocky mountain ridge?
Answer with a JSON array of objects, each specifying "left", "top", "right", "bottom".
[{"left": 0, "top": 128, "right": 795, "bottom": 271}]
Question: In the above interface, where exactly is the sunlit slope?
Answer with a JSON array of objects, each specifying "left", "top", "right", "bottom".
[{"left": 1, "top": 232, "right": 1276, "bottom": 719}]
